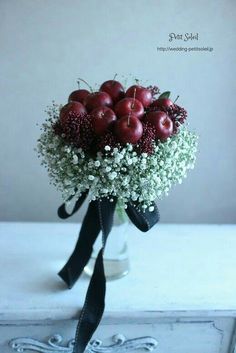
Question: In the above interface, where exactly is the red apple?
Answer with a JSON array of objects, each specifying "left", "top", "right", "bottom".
[
  {"left": 91, "top": 107, "right": 117, "bottom": 135},
  {"left": 115, "top": 114, "right": 143, "bottom": 144},
  {"left": 60, "top": 102, "right": 87, "bottom": 125},
  {"left": 151, "top": 98, "right": 173, "bottom": 109},
  {"left": 146, "top": 111, "right": 173, "bottom": 140},
  {"left": 84, "top": 92, "right": 113, "bottom": 112},
  {"left": 100, "top": 80, "right": 125, "bottom": 103},
  {"left": 126, "top": 85, "right": 152, "bottom": 108},
  {"left": 114, "top": 98, "right": 144, "bottom": 120},
  {"left": 68, "top": 89, "right": 90, "bottom": 104}
]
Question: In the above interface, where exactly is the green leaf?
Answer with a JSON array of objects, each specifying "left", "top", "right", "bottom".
[
  {"left": 158, "top": 91, "right": 171, "bottom": 99},
  {"left": 115, "top": 203, "right": 128, "bottom": 223}
]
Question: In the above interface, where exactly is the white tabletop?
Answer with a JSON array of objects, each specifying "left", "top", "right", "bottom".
[{"left": 0, "top": 222, "right": 236, "bottom": 321}]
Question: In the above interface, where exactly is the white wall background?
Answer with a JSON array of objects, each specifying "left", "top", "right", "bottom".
[{"left": 0, "top": 0, "right": 235, "bottom": 223}]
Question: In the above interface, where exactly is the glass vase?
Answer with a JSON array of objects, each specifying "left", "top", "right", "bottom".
[{"left": 84, "top": 205, "right": 130, "bottom": 281}]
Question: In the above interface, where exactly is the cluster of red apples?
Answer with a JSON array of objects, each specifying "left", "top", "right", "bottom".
[{"left": 57, "top": 78, "right": 187, "bottom": 153}]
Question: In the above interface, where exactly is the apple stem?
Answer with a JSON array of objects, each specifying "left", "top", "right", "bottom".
[
  {"left": 77, "top": 78, "right": 93, "bottom": 92},
  {"left": 174, "top": 95, "right": 180, "bottom": 103},
  {"left": 113, "top": 73, "right": 118, "bottom": 82},
  {"left": 131, "top": 87, "right": 137, "bottom": 109}
]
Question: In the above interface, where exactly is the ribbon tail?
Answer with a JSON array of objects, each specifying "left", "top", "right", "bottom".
[
  {"left": 57, "top": 191, "right": 88, "bottom": 219},
  {"left": 58, "top": 200, "right": 101, "bottom": 289},
  {"left": 73, "top": 197, "right": 117, "bottom": 353}
]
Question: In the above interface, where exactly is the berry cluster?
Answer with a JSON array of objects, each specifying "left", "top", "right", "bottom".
[{"left": 54, "top": 78, "right": 188, "bottom": 155}]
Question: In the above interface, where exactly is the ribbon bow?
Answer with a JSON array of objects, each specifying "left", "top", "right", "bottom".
[{"left": 57, "top": 192, "right": 160, "bottom": 353}]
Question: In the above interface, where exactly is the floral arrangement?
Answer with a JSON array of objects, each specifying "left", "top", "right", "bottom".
[
  {"left": 37, "top": 76, "right": 198, "bottom": 353},
  {"left": 37, "top": 77, "right": 198, "bottom": 210}
]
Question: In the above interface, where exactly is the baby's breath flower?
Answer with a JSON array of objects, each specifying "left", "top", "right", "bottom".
[
  {"left": 72, "top": 155, "right": 78, "bottom": 164},
  {"left": 37, "top": 106, "right": 198, "bottom": 210},
  {"left": 94, "top": 160, "right": 100, "bottom": 167},
  {"left": 108, "top": 171, "right": 117, "bottom": 180}
]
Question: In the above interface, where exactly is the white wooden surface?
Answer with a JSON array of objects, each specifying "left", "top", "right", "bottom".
[
  {"left": 0, "top": 223, "right": 236, "bottom": 321},
  {"left": 1, "top": 222, "right": 236, "bottom": 353},
  {"left": 2, "top": 319, "right": 235, "bottom": 353}
]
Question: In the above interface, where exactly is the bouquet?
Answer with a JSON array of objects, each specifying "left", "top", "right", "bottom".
[
  {"left": 38, "top": 78, "right": 197, "bottom": 209},
  {"left": 37, "top": 77, "right": 198, "bottom": 353}
]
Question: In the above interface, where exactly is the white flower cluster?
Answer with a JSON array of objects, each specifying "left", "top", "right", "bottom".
[{"left": 37, "top": 107, "right": 198, "bottom": 210}]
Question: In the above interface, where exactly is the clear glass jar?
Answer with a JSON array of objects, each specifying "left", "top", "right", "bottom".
[{"left": 84, "top": 205, "right": 130, "bottom": 280}]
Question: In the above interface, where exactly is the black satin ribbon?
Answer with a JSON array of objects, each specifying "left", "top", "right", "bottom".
[
  {"left": 58, "top": 194, "right": 159, "bottom": 353},
  {"left": 57, "top": 190, "right": 88, "bottom": 220},
  {"left": 126, "top": 201, "right": 160, "bottom": 232},
  {"left": 58, "top": 200, "right": 101, "bottom": 288}
]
